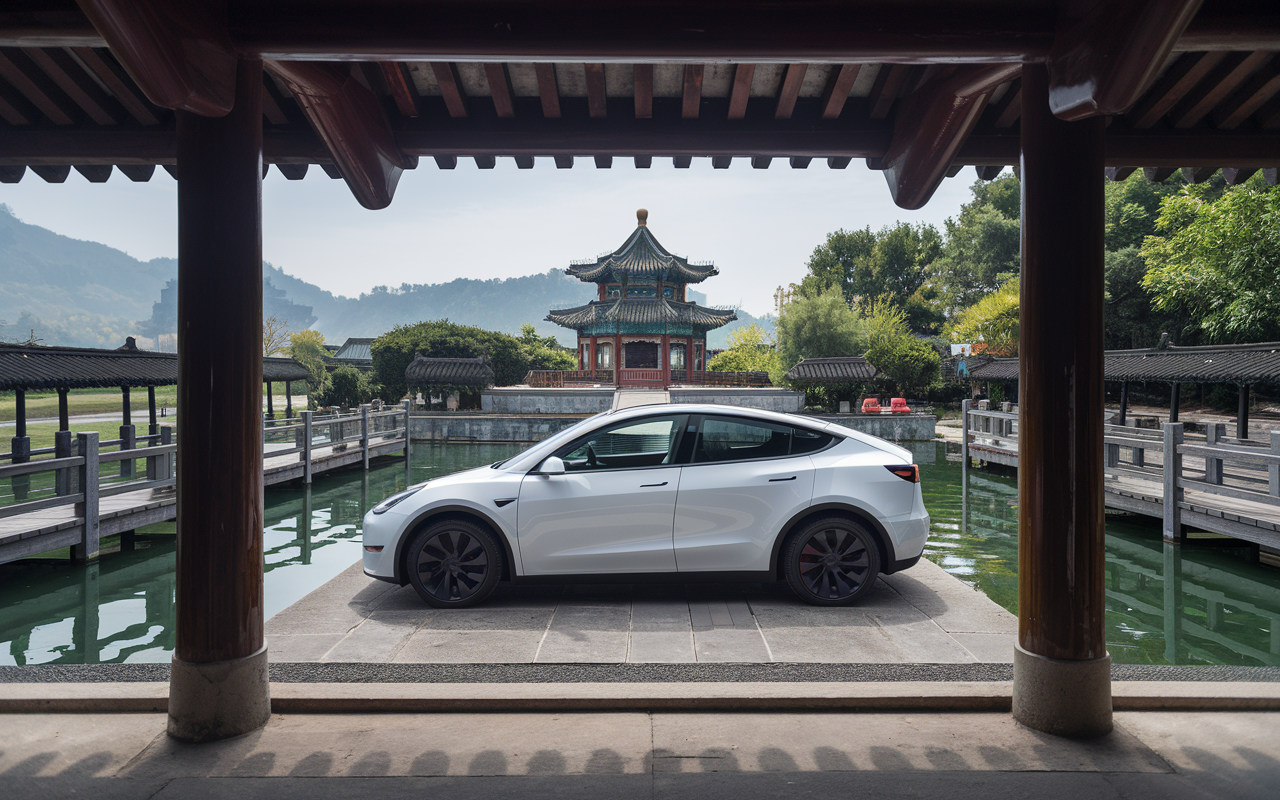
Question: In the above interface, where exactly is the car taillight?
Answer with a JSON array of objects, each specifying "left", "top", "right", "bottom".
[{"left": 885, "top": 465, "right": 919, "bottom": 483}]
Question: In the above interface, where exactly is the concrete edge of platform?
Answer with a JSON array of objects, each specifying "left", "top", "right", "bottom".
[{"left": 2, "top": 680, "right": 1279, "bottom": 714}]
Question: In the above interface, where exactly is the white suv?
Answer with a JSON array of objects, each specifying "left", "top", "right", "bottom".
[{"left": 362, "top": 404, "right": 929, "bottom": 607}]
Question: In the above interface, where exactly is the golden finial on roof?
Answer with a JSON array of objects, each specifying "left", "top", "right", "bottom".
[{"left": 636, "top": 208, "right": 648, "bottom": 227}]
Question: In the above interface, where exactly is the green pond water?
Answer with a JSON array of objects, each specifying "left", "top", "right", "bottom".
[{"left": 1, "top": 441, "right": 1277, "bottom": 666}]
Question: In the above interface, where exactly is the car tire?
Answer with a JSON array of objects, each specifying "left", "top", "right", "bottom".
[
  {"left": 782, "top": 517, "right": 881, "bottom": 606},
  {"left": 405, "top": 518, "right": 503, "bottom": 608}
]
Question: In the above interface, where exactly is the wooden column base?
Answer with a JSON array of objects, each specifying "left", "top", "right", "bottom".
[
  {"left": 1013, "top": 643, "right": 1112, "bottom": 738},
  {"left": 168, "top": 645, "right": 270, "bottom": 743}
]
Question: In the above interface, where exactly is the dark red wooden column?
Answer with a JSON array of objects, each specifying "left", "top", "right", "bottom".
[
  {"left": 1013, "top": 64, "right": 1111, "bottom": 738},
  {"left": 167, "top": 57, "right": 271, "bottom": 743}
]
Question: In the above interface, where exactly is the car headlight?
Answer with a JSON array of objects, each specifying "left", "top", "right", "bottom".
[{"left": 371, "top": 484, "right": 425, "bottom": 515}]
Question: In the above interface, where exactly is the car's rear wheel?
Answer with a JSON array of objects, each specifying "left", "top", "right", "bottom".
[
  {"left": 406, "top": 519, "right": 503, "bottom": 608},
  {"left": 782, "top": 517, "right": 881, "bottom": 606}
]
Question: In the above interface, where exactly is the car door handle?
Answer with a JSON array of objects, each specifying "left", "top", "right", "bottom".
[
  {"left": 640, "top": 481, "right": 668, "bottom": 487},
  {"left": 769, "top": 476, "right": 797, "bottom": 482}
]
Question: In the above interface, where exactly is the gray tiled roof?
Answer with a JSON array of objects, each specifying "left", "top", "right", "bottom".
[
  {"left": 568, "top": 225, "right": 718, "bottom": 285},
  {"left": 405, "top": 355, "right": 496, "bottom": 387},
  {"left": 963, "top": 342, "right": 1280, "bottom": 384},
  {"left": 330, "top": 337, "right": 375, "bottom": 362},
  {"left": 785, "top": 356, "right": 878, "bottom": 383},
  {"left": 0, "top": 341, "right": 311, "bottom": 390},
  {"left": 546, "top": 298, "right": 737, "bottom": 331}
]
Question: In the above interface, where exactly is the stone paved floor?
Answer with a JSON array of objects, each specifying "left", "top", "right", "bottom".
[{"left": 265, "top": 558, "right": 1017, "bottom": 665}]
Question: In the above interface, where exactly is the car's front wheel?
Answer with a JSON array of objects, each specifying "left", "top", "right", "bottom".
[
  {"left": 782, "top": 517, "right": 881, "bottom": 606},
  {"left": 406, "top": 518, "right": 503, "bottom": 608}
]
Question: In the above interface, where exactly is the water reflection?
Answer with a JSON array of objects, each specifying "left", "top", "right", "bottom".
[
  {"left": 924, "top": 441, "right": 1280, "bottom": 666},
  {"left": 0, "top": 443, "right": 523, "bottom": 665}
]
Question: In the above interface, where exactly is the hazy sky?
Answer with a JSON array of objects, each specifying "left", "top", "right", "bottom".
[{"left": 1, "top": 158, "right": 977, "bottom": 317}]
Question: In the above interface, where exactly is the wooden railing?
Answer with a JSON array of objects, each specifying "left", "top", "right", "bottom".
[
  {"left": 524, "top": 369, "right": 615, "bottom": 387},
  {"left": 268, "top": 403, "right": 411, "bottom": 484},
  {"left": 683, "top": 370, "right": 772, "bottom": 387}
]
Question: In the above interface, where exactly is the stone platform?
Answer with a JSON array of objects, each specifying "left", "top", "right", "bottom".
[{"left": 264, "top": 558, "right": 1016, "bottom": 665}]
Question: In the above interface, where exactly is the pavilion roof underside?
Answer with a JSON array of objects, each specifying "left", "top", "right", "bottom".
[
  {"left": 547, "top": 298, "right": 737, "bottom": 331},
  {"left": 1, "top": 1, "right": 1278, "bottom": 209}
]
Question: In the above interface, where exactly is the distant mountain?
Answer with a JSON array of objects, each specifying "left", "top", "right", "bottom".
[{"left": 1, "top": 205, "right": 772, "bottom": 350}]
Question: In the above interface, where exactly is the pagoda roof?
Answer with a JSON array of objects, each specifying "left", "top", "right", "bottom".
[
  {"left": 405, "top": 355, "right": 496, "bottom": 387},
  {"left": 786, "top": 356, "right": 878, "bottom": 384},
  {"left": 546, "top": 298, "right": 737, "bottom": 332},
  {"left": 567, "top": 211, "right": 719, "bottom": 286}
]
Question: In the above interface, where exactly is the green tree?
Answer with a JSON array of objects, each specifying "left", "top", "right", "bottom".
[
  {"left": 708, "top": 323, "right": 778, "bottom": 373},
  {"left": 930, "top": 175, "right": 1020, "bottom": 314},
  {"left": 326, "top": 365, "right": 365, "bottom": 407},
  {"left": 775, "top": 286, "right": 864, "bottom": 381},
  {"left": 372, "top": 319, "right": 528, "bottom": 397},
  {"left": 802, "top": 227, "right": 877, "bottom": 302},
  {"left": 288, "top": 329, "right": 329, "bottom": 398},
  {"left": 946, "top": 278, "right": 1020, "bottom": 355},
  {"left": 519, "top": 323, "right": 576, "bottom": 371},
  {"left": 866, "top": 335, "right": 941, "bottom": 396},
  {"left": 1141, "top": 177, "right": 1280, "bottom": 343}
]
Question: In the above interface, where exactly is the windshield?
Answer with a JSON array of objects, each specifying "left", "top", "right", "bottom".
[{"left": 494, "top": 411, "right": 613, "bottom": 472}]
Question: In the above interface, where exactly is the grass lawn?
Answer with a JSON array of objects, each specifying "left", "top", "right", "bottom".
[{"left": 1, "top": 388, "right": 306, "bottom": 423}]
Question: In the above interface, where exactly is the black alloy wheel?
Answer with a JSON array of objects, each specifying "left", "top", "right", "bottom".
[
  {"left": 406, "top": 519, "right": 503, "bottom": 608},
  {"left": 783, "top": 517, "right": 881, "bottom": 606}
]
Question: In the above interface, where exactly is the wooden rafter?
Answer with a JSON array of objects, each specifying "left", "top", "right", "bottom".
[
  {"left": 633, "top": 156, "right": 651, "bottom": 168},
  {"left": 1181, "top": 166, "right": 1217, "bottom": 183},
  {"left": 991, "top": 79, "right": 1022, "bottom": 127},
  {"left": 75, "top": 164, "right": 112, "bottom": 182},
  {"left": 23, "top": 47, "right": 116, "bottom": 125},
  {"left": 0, "top": 50, "right": 74, "bottom": 124},
  {"left": 32, "top": 165, "right": 70, "bottom": 182},
  {"left": 1171, "top": 51, "right": 1272, "bottom": 128},
  {"left": 584, "top": 63, "right": 607, "bottom": 118},
  {"left": 1211, "top": 61, "right": 1280, "bottom": 128},
  {"left": 634, "top": 64, "right": 652, "bottom": 119},
  {"left": 429, "top": 62, "right": 467, "bottom": 117},
  {"left": 0, "top": 88, "right": 30, "bottom": 125},
  {"left": 751, "top": 157, "right": 771, "bottom": 169},
  {"left": 514, "top": 155, "right": 533, "bottom": 168},
  {"left": 1105, "top": 167, "right": 1137, "bottom": 181},
  {"left": 774, "top": 64, "right": 807, "bottom": 119},
  {"left": 534, "top": 63, "right": 560, "bottom": 118},
  {"left": 483, "top": 63, "right": 514, "bottom": 118},
  {"left": 789, "top": 157, "right": 811, "bottom": 168},
  {"left": 1048, "top": 0, "right": 1203, "bottom": 120},
  {"left": 433, "top": 155, "right": 456, "bottom": 169},
  {"left": 118, "top": 164, "right": 154, "bottom": 181},
  {"left": 594, "top": 155, "right": 611, "bottom": 168},
  {"left": 728, "top": 64, "right": 754, "bottom": 120},
  {"left": 267, "top": 61, "right": 412, "bottom": 209},
  {"left": 682, "top": 65, "right": 703, "bottom": 119},
  {"left": 869, "top": 65, "right": 909, "bottom": 119},
  {"left": 1221, "top": 167, "right": 1257, "bottom": 184},
  {"left": 69, "top": 47, "right": 158, "bottom": 125},
  {"left": 820, "top": 64, "right": 860, "bottom": 120},
  {"left": 379, "top": 62, "right": 419, "bottom": 117},
  {"left": 1128, "top": 52, "right": 1226, "bottom": 128},
  {"left": 712, "top": 156, "right": 732, "bottom": 168},
  {"left": 554, "top": 155, "right": 573, "bottom": 168}
]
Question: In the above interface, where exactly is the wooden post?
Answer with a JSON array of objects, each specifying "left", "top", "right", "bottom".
[
  {"left": 302, "top": 410, "right": 313, "bottom": 483},
  {"left": 11, "top": 388, "right": 30, "bottom": 467},
  {"left": 361, "top": 403, "right": 371, "bottom": 470},
  {"left": 266, "top": 381, "right": 274, "bottom": 419},
  {"left": 1238, "top": 384, "right": 1250, "bottom": 440},
  {"left": 160, "top": 426, "right": 173, "bottom": 482},
  {"left": 1205, "top": 423, "right": 1225, "bottom": 485},
  {"left": 122, "top": 385, "right": 132, "bottom": 427},
  {"left": 72, "top": 432, "right": 99, "bottom": 563},
  {"left": 168, "top": 57, "right": 270, "bottom": 743},
  {"left": 1163, "top": 422, "right": 1184, "bottom": 542},
  {"left": 1162, "top": 541, "right": 1182, "bottom": 664},
  {"left": 1118, "top": 381, "right": 1128, "bottom": 426},
  {"left": 58, "top": 388, "right": 69, "bottom": 431},
  {"left": 1269, "top": 430, "right": 1280, "bottom": 497},
  {"left": 1012, "top": 64, "right": 1110, "bottom": 738},
  {"left": 148, "top": 386, "right": 158, "bottom": 435},
  {"left": 54, "top": 429, "right": 73, "bottom": 496},
  {"left": 286, "top": 380, "right": 293, "bottom": 418},
  {"left": 402, "top": 398, "right": 412, "bottom": 484},
  {"left": 1169, "top": 382, "right": 1180, "bottom": 422},
  {"left": 960, "top": 398, "right": 970, "bottom": 498}
]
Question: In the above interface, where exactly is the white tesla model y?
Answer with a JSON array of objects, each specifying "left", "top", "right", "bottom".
[{"left": 362, "top": 404, "right": 929, "bottom": 607}]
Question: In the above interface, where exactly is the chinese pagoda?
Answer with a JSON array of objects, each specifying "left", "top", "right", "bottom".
[{"left": 547, "top": 209, "right": 737, "bottom": 387}]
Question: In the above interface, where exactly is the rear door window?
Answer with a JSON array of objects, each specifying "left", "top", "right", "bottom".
[{"left": 693, "top": 417, "right": 792, "bottom": 463}]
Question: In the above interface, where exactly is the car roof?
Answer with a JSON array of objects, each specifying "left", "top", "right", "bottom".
[{"left": 602, "top": 403, "right": 832, "bottom": 433}]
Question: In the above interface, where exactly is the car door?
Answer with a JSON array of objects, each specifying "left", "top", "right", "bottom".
[
  {"left": 516, "top": 414, "right": 687, "bottom": 575},
  {"left": 672, "top": 415, "right": 819, "bottom": 572}
]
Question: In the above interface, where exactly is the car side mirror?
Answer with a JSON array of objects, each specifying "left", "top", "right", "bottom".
[{"left": 539, "top": 456, "right": 566, "bottom": 475}]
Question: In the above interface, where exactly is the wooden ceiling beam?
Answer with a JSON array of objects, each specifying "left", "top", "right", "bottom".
[
  {"left": 1128, "top": 52, "right": 1226, "bottom": 128},
  {"left": 1211, "top": 62, "right": 1280, "bottom": 129},
  {"left": 1048, "top": 0, "right": 1203, "bottom": 120},
  {"left": 682, "top": 65, "right": 704, "bottom": 119},
  {"left": 774, "top": 64, "right": 807, "bottom": 120},
  {"left": 267, "top": 60, "right": 413, "bottom": 209},
  {"left": 584, "top": 63, "right": 607, "bottom": 118},
  {"left": 0, "top": 50, "right": 75, "bottom": 124},
  {"left": 820, "top": 64, "right": 860, "bottom": 120},
  {"left": 482, "top": 63, "right": 515, "bottom": 118},
  {"left": 379, "top": 62, "right": 419, "bottom": 117},
  {"left": 634, "top": 64, "right": 652, "bottom": 119},
  {"left": 1172, "top": 51, "right": 1272, "bottom": 128},
  {"left": 429, "top": 62, "right": 467, "bottom": 117},
  {"left": 70, "top": 47, "right": 159, "bottom": 125},
  {"left": 727, "top": 64, "right": 754, "bottom": 120},
  {"left": 75, "top": 0, "right": 236, "bottom": 115},
  {"left": 534, "top": 63, "right": 560, "bottom": 118},
  {"left": 22, "top": 47, "right": 116, "bottom": 125},
  {"left": 868, "top": 65, "right": 909, "bottom": 119},
  {"left": 877, "top": 63, "right": 1020, "bottom": 209},
  {"left": 260, "top": 82, "right": 289, "bottom": 126}
]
